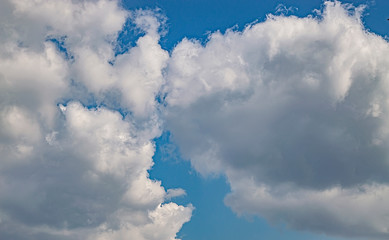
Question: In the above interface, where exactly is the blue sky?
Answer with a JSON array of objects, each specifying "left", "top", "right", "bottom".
[{"left": 1, "top": 0, "right": 389, "bottom": 240}]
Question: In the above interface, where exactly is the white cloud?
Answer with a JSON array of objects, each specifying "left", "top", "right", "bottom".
[
  {"left": 0, "top": 0, "right": 191, "bottom": 239},
  {"left": 0, "top": 102, "right": 193, "bottom": 240},
  {"left": 93, "top": 203, "right": 193, "bottom": 240},
  {"left": 0, "top": 42, "right": 68, "bottom": 127},
  {"left": 164, "top": 1, "right": 389, "bottom": 238},
  {"left": 114, "top": 31, "right": 169, "bottom": 118}
]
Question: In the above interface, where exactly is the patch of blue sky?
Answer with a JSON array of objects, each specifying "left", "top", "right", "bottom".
[
  {"left": 46, "top": 36, "right": 73, "bottom": 60},
  {"left": 115, "top": 18, "right": 143, "bottom": 57}
]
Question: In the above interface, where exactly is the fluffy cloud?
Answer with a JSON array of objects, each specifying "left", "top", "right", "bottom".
[
  {"left": 164, "top": 1, "right": 389, "bottom": 238},
  {"left": 0, "top": 0, "right": 191, "bottom": 239},
  {"left": 4, "top": 0, "right": 389, "bottom": 239},
  {"left": 1, "top": 102, "right": 192, "bottom": 240}
]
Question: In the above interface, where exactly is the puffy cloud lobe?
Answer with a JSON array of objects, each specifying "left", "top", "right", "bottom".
[
  {"left": 68, "top": 8, "right": 169, "bottom": 119},
  {"left": 6, "top": 0, "right": 168, "bottom": 118},
  {"left": 0, "top": 42, "right": 68, "bottom": 127},
  {"left": 0, "top": 103, "right": 193, "bottom": 240},
  {"left": 6, "top": 0, "right": 127, "bottom": 50},
  {"left": 0, "top": 0, "right": 191, "bottom": 239},
  {"left": 93, "top": 202, "right": 193, "bottom": 240},
  {"left": 164, "top": 1, "right": 389, "bottom": 238}
]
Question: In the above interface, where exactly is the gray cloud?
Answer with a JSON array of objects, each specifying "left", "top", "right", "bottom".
[{"left": 164, "top": 1, "right": 389, "bottom": 238}]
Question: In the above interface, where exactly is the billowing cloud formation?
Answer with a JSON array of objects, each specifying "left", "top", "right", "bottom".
[
  {"left": 0, "top": 0, "right": 191, "bottom": 239},
  {"left": 164, "top": 1, "right": 389, "bottom": 239},
  {"left": 3, "top": 0, "right": 389, "bottom": 239}
]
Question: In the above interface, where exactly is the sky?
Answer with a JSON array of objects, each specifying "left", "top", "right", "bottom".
[{"left": 1, "top": 0, "right": 389, "bottom": 240}]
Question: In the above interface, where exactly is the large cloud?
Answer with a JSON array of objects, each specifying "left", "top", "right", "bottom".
[
  {"left": 0, "top": 0, "right": 192, "bottom": 239},
  {"left": 164, "top": 1, "right": 389, "bottom": 239}
]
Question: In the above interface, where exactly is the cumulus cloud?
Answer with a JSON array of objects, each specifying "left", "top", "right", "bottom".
[
  {"left": 3, "top": 0, "right": 389, "bottom": 239},
  {"left": 0, "top": 0, "right": 191, "bottom": 239},
  {"left": 0, "top": 102, "right": 193, "bottom": 240},
  {"left": 164, "top": 1, "right": 389, "bottom": 238}
]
